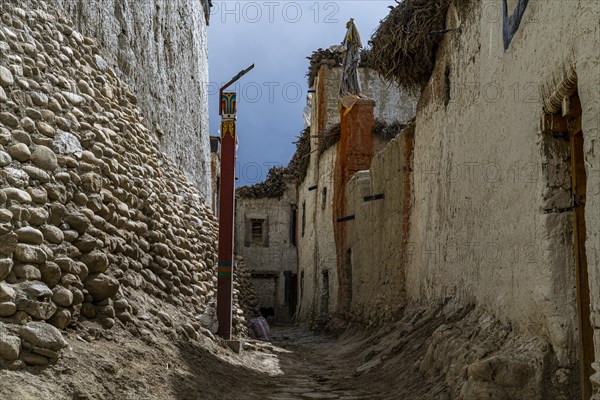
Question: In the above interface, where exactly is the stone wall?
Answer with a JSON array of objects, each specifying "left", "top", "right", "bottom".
[
  {"left": 333, "top": 99, "right": 376, "bottom": 312},
  {"left": 46, "top": 0, "right": 211, "bottom": 199},
  {"left": 0, "top": 0, "right": 220, "bottom": 368},
  {"left": 361, "top": 67, "right": 417, "bottom": 122},
  {"left": 314, "top": 65, "right": 416, "bottom": 130},
  {"left": 296, "top": 64, "right": 340, "bottom": 324},
  {"left": 234, "top": 181, "right": 297, "bottom": 321},
  {"left": 231, "top": 255, "right": 259, "bottom": 337},
  {"left": 209, "top": 136, "right": 220, "bottom": 213},
  {"left": 312, "top": 146, "right": 338, "bottom": 321}
]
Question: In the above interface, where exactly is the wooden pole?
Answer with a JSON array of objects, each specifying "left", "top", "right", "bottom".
[
  {"left": 216, "top": 92, "right": 237, "bottom": 339},
  {"left": 216, "top": 64, "right": 253, "bottom": 339}
]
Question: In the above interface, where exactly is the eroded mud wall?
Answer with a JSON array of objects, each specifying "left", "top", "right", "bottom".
[{"left": 402, "top": 0, "right": 599, "bottom": 394}]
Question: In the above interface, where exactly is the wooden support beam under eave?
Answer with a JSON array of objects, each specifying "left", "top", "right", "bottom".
[{"left": 541, "top": 113, "right": 568, "bottom": 135}]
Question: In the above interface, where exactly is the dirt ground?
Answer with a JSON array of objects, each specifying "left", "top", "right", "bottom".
[{"left": 0, "top": 309, "right": 451, "bottom": 400}]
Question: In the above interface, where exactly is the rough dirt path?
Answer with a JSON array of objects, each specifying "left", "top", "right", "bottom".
[
  {"left": 171, "top": 325, "right": 382, "bottom": 400},
  {"left": 254, "top": 326, "right": 375, "bottom": 400},
  {"left": 234, "top": 321, "right": 449, "bottom": 400},
  {"left": 1, "top": 308, "right": 451, "bottom": 400}
]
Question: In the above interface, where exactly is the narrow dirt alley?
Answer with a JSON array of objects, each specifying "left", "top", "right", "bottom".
[
  {"left": 173, "top": 303, "right": 457, "bottom": 400},
  {"left": 250, "top": 326, "right": 379, "bottom": 400},
  {"left": 1, "top": 306, "right": 455, "bottom": 400},
  {"left": 247, "top": 322, "right": 451, "bottom": 400}
]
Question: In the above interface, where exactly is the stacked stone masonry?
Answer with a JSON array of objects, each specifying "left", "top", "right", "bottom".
[
  {"left": 48, "top": 0, "right": 212, "bottom": 199},
  {"left": 0, "top": 0, "right": 221, "bottom": 369},
  {"left": 232, "top": 255, "right": 260, "bottom": 337}
]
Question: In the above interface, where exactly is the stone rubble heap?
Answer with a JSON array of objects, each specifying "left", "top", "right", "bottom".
[
  {"left": 232, "top": 255, "right": 259, "bottom": 337},
  {"left": 0, "top": 0, "right": 221, "bottom": 368}
]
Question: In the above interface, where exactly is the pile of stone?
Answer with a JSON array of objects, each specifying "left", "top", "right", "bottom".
[
  {"left": 0, "top": 0, "right": 218, "bottom": 367},
  {"left": 232, "top": 255, "right": 259, "bottom": 337},
  {"left": 0, "top": 320, "right": 67, "bottom": 369},
  {"left": 196, "top": 301, "right": 218, "bottom": 338}
]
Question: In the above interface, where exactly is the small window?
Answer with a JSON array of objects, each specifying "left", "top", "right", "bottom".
[
  {"left": 251, "top": 219, "right": 264, "bottom": 244},
  {"left": 321, "top": 187, "right": 327, "bottom": 210}
]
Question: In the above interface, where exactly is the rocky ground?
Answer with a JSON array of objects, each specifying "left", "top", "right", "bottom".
[{"left": 0, "top": 309, "right": 444, "bottom": 400}]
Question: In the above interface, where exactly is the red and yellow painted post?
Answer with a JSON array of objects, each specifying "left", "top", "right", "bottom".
[
  {"left": 216, "top": 92, "right": 237, "bottom": 339},
  {"left": 216, "top": 64, "right": 253, "bottom": 339}
]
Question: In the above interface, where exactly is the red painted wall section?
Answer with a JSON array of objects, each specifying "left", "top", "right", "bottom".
[{"left": 333, "top": 99, "right": 376, "bottom": 310}]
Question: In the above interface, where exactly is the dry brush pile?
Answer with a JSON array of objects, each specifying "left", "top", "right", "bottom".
[
  {"left": 306, "top": 48, "right": 374, "bottom": 88},
  {"left": 372, "top": 119, "right": 408, "bottom": 141},
  {"left": 317, "top": 119, "right": 407, "bottom": 156},
  {"left": 0, "top": 0, "right": 226, "bottom": 369},
  {"left": 369, "top": 0, "right": 457, "bottom": 92},
  {"left": 288, "top": 127, "right": 310, "bottom": 185},
  {"left": 236, "top": 166, "right": 293, "bottom": 200}
]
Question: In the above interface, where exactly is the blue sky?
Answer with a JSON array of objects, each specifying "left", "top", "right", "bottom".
[{"left": 207, "top": 1, "right": 394, "bottom": 187}]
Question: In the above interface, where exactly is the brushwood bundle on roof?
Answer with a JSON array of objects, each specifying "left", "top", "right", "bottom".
[
  {"left": 318, "top": 123, "right": 341, "bottom": 156},
  {"left": 306, "top": 48, "right": 343, "bottom": 87},
  {"left": 288, "top": 127, "right": 311, "bottom": 184},
  {"left": 373, "top": 119, "right": 407, "bottom": 140},
  {"left": 317, "top": 119, "right": 407, "bottom": 156},
  {"left": 369, "top": 0, "right": 455, "bottom": 92},
  {"left": 236, "top": 166, "right": 293, "bottom": 199}
]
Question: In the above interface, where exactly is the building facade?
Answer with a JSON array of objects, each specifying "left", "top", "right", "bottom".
[
  {"left": 234, "top": 175, "right": 298, "bottom": 322},
  {"left": 295, "top": 65, "right": 417, "bottom": 324},
  {"left": 296, "top": 1, "right": 600, "bottom": 398},
  {"left": 400, "top": 2, "right": 599, "bottom": 398}
]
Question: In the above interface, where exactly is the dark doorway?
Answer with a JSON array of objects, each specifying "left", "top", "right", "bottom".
[
  {"left": 343, "top": 249, "right": 352, "bottom": 312},
  {"left": 252, "top": 273, "right": 278, "bottom": 322},
  {"left": 566, "top": 93, "right": 594, "bottom": 400},
  {"left": 284, "top": 271, "right": 298, "bottom": 320},
  {"left": 320, "top": 270, "right": 329, "bottom": 316}
]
